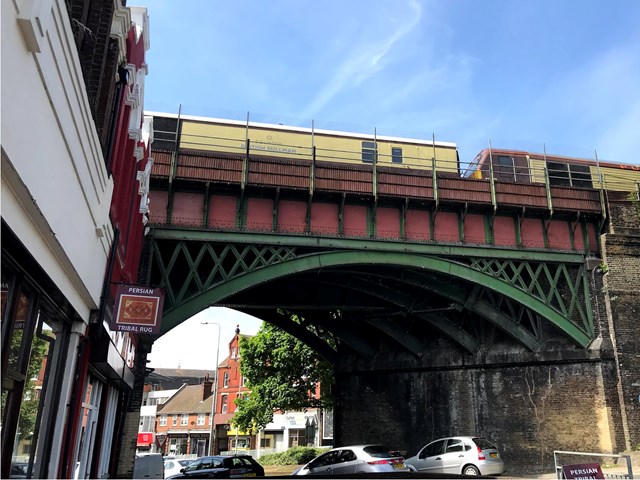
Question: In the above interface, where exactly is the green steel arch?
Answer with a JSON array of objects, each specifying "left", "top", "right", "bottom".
[{"left": 146, "top": 231, "right": 594, "bottom": 352}]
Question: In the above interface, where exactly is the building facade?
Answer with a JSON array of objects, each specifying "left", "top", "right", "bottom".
[
  {"left": 146, "top": 328, "right": 329, "bottom": 459},
  {"left": 1, "top": 1, "right": 151, "bottom": 478}
]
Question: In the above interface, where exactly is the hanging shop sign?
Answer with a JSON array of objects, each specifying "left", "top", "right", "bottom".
[{"left": 110, "top": 285, "right": 165, "bottom": 334}]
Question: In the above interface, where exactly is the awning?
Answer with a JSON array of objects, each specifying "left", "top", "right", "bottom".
[{"left": 137, "top": 432, "right": 154, "bottom": 446}]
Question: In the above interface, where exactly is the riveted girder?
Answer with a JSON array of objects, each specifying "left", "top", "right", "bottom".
[{"left": 144, "top": 229, "right": 594, "bottom": 356}]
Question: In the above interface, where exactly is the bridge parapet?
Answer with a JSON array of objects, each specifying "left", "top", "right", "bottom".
[{"left": 149, "top": 147, "right": 604, "bottom": 255}]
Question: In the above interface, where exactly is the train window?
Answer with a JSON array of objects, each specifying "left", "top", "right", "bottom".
[
  {"left": 497, "top": 155, "right": 513, "bottom": 167},
  {"left": 362, "top": 141, "right": 376, "bottom": 163},
  {"left": 547, "top": 162, "right": 571, "bottom": 186},
  {"left": 391, "top": 147, "right": 403, "bottom": 164},
  {"left": 570, "top": 164, "right": 593, "bottom": 188},
  {"left": 547, "top": 162, "right": 592, "bottom": 188},
  {"left": 495, "top": 155, "right": 517, "bottom": 182}
]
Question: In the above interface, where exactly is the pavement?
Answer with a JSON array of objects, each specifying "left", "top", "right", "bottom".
[{"left": 502, "top": 466, "right": 634, "bottom": 479}]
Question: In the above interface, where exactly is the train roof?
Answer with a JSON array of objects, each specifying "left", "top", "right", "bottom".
[
  {"left": 146, "top": 111, "right": 458, "bottom": 149},
  {"left": 478, "top": 147, "right": 640, "bottom": 171}
]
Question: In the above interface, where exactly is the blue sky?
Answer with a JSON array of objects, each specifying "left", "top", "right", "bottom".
[
  {"left": 144, "top": 0, "right": 639, "bottom": 368},
  {"left": 143, "top": 0, "right": 640, "bottom": 167}
]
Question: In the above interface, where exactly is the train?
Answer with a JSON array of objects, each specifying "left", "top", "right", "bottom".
[
  {"left": 156, "top": 113, "right": 640, "bottom": 193},
  {"left": 467, "top": 148, "right": 640, "bottom": 192},
  {"left": 175, "top": 115, "right": 460, "bottom": 174}
]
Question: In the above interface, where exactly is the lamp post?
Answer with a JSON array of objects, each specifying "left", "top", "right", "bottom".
[{"left": 201, "top": 321, "right": 221, "bottom": 455}]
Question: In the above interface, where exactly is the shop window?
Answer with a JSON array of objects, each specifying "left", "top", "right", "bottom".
[
  {"left": 260, "top": 437, "right": 272, "bottom": 448},
  {"left": 73, "top": 375, "right": 104, "bottom": 480},
  {"left": 288, "top": 429, "right": 307, "bottom": 448}
]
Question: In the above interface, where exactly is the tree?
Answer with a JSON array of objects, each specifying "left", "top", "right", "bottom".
[{"left": 233, "top": 316, "right": 333, "bottom": 431}]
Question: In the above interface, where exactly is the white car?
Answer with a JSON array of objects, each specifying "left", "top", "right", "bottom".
[
  {"left": 163, "top": 459, "right": 192, "bottom": 479},
  {"left": 404, "top": 436, "right": 504, "bottom": 476},
  {"left": 292, "top": 445, "right": 409, "bottom": 476}
]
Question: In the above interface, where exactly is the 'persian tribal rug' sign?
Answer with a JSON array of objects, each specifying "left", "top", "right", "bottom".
[{"left": 110, "top": 285, "right": 165, "bottom": 334}]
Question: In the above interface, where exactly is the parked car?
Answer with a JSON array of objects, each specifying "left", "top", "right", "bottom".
[
  {"left": 9, "top": 462, "right": 28, "bottom": 479},
  {"left": 164, "top": 459, "right": 194, "bottom": 478},
  {"left": 404, "top": 436, "right": 504, "bottom": 476},
  {"left": 292, "top": 445, "right": 409, "bottom": 476},
  {"left": 166, "top": 454, "right": 264, "bottom": 479}
]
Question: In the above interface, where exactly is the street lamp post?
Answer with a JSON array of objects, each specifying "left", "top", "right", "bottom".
[{"left": 202, "top": 321, "right": 221, "bottom": 455}]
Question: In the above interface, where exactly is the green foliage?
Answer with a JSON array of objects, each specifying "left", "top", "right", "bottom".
[
  {"left": 258, "top": 446, "right": 328, "bottom": 465},
  {"left": 233, "top": 315, "right": 334, "bottom": 431}
]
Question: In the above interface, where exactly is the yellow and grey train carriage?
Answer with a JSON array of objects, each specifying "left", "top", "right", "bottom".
[
  {"left": 468, "top": 148, "right": 640, "bottom": 192},
  {"left": 175, "top": 114, "right": 460, "bottom": 174}
]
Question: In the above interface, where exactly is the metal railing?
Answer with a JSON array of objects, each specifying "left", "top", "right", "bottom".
[{"left": 554, "top": 450, "right": 634, "bottom": 479}]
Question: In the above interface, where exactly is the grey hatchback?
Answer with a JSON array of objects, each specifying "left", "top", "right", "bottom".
[
  {"left": 292, "top": 445, "right": 409, "bottom": 476},
  {"left": 404, "top": 436, "right": 504, "bottom": 476}
]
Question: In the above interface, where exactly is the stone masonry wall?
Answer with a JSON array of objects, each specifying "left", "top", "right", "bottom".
[
  {"left": 600, "top": 196, "right": 640, "bottom": 452},
  {"left": 334, "top": 359, "right": 623, "bottom": 474}
]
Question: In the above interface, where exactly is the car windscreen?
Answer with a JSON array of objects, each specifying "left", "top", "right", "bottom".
[
  {"left": 363, "top": 446, "right": 396, "bottom": 458},
  {"left": 472, "top": 438, "right": 497, "bottom": 450}
]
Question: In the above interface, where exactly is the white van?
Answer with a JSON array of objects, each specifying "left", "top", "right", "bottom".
[{"left": 133, "top": 453, "right": 164, "bottom": 479}]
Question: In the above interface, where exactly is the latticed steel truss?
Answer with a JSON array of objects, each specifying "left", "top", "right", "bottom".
[{"left": 144, "top": 229, "right": 594, "bottom": 358}]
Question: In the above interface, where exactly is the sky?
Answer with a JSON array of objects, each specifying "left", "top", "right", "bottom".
[
  {"left": 143, "top": 0, "right": 640, "bottom": 167},
  {"left": 146, "top": 308, "right": 263, "bottom": 369},
  {"left": 143, "top": 0, "right": 640, "bottom": 368}
]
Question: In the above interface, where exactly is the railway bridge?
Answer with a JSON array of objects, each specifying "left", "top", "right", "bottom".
[{"left": 131, "top": 113, "right": 639, "bottom": 472}]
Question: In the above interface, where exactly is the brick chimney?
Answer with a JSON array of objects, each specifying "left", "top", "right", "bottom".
[{"left": 203, "top": 374, "right": 213, "bottom": 400}]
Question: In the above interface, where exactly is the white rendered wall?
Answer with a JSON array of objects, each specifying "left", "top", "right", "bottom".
[{"left": 1, "top": 0, "right": 114, "bottom": 320}]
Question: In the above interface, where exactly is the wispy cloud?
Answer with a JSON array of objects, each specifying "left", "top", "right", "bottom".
[
  {"left": 301, "top": 0, "right": 423, "bottom": 118},
  {"left": 525, "top": 43, "right": 640, "bottom": 161}
]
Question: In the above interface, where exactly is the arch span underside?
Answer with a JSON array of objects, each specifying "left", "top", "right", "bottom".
[{"left": 143, "top": 230, "right": 594, "bottom": 361}]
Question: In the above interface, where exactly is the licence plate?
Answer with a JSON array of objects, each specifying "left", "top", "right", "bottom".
[
  {"left": 244, "top": 474, "right": 256, "bottom": 477},
  {"left": 393, "top": 463, "right": 405, "bottom": 469},
  {"left": 490, "top": 453, "right": 498, "bottom": 459}
]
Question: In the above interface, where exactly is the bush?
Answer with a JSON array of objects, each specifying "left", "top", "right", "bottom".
[{"left": 259, "top": 446, "right": 328, "bottom": 465}]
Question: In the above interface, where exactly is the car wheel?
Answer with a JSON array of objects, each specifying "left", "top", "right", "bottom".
[{"left": 462, "top": 465, "right": 480, "bottom": 475}]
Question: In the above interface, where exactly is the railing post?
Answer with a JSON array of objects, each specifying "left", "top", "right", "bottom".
[
  {"left": 488, "top": 142, "right": 496, "bottom": 213},
  {"left": 432, "top": 134, "right": 438, "bottom": 208},
  {"left": 372, "top": 128, "right": 378, "bottom": 200},
  {"left": 544, "top": 166, "right": 553, "bottom": 216}
]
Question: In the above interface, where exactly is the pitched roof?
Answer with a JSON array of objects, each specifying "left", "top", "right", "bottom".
[
  {"left": 152, "top": 368, "right": 214, "bottom": 379},
  {"left": 157, "top": 383, "right": 213, "bottom": 415}
]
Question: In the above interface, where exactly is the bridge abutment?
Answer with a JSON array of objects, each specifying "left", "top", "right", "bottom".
[
  {"left": 599, "top": 195, "right": 640, "bottom": 452},
  {"left": 331, "top": 198, "right": 639, "bottom": 474},
  {"left": 334, "top": 353, "right": 625, "bottom": 473}
]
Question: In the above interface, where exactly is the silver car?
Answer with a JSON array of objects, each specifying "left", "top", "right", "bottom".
[
  {"left": 292, "top": 445, "right": 410, "bottom": 476},
  {"left": 404, "top": 436, "right": 505, "bottom": 476}
]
